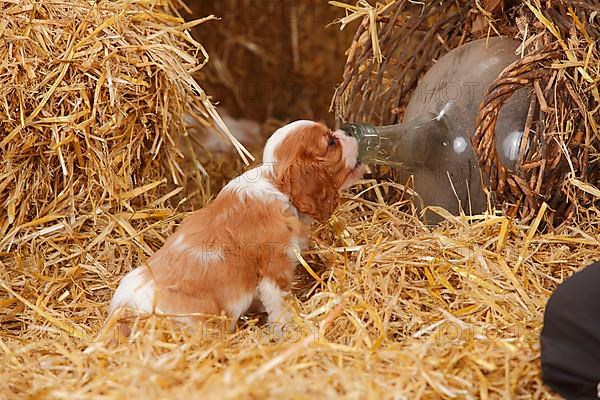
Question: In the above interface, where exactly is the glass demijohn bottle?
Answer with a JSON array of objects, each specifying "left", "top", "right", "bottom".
[{"left": 342, "top": 37, "right": 530, "bottom": 221}]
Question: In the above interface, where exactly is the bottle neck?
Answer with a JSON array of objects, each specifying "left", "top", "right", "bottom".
[{"left": 342, "top": 113, "right": 449, "bottom": 166}]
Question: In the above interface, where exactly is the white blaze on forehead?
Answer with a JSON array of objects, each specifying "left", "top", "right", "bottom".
[
  {"left": 262, "top": 120, "right": 318, "bottom": 165},
  {"left": 333, "top": 129, "right": 359, "bottom": 168}
]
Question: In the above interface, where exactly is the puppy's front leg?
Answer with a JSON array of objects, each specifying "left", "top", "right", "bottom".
[{"left": 257, "top": 278, "right": 291, "bottom": 340}]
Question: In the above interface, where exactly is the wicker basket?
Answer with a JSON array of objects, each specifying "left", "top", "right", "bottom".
[{"left": 333, "top": 0, "right": 599, "bottom": 225}]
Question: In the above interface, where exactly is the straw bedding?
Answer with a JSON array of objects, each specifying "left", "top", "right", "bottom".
[
  {"left": 1, "top": 0, "right": 599, "bottom": 399},
  {"left": 2, "top": 179, "right": 598, "bottom": 398}
]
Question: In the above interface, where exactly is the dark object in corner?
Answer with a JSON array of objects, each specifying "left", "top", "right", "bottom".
[{"left": 541, "top": 262, "right": 600, "bottom": 399}]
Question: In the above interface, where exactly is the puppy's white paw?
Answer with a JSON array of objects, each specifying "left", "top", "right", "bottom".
[{"left": 268, "top": 311, "right": 292, "bottom": 341}]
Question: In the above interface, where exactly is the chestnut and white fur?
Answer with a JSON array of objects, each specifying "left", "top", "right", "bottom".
[{"left": 107, "top": 120, "right": 364, "bottom": 337}]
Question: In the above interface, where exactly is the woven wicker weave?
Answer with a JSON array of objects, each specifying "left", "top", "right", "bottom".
[{"left": 334, "top": 0, "right": 599, "bottom": 225}]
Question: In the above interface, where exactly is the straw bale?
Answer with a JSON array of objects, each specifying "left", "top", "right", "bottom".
[{"left": 0, "top": 0, "right": 241, "bottom": 351}]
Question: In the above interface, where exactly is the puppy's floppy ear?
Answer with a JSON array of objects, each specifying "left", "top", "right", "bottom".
[{"left": 275, "top": 161, "right": 339, "bottom": 222}]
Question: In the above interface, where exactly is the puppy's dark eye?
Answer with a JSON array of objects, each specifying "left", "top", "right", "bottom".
[{"left": 328, "top": 136, "right": 337, "bottom": 147}]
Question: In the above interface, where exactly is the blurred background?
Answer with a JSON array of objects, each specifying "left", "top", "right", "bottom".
[{"left": 183, "top": 0, "right": 355, "bottom": 153}]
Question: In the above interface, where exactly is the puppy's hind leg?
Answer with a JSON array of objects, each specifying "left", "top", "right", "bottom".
[
  {"left": 257, "top": 278, "right": 291, "bottom": 340},
  {"left": 225, "top": 292, "right": 255, "bottom": 332}
]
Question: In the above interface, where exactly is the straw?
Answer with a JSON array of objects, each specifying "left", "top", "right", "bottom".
[
  {"left": 2, "top": 175, "right": 597, "bottom": 398},
  {"left": 1, "top": 1, "right": 598, "bottom": 399}
]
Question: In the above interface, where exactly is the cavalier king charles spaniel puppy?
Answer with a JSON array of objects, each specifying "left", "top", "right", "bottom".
[{"left": 107, "top": 120, "right": 364, "bottom": 337}]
